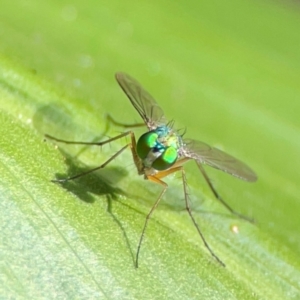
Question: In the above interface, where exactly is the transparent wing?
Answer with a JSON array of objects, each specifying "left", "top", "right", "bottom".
[
  {"left": 183, "top": 139, "right": 257, "bottom": 182},
  {"left": 115, "top": 72, "right": 167, "bottom": 130}
]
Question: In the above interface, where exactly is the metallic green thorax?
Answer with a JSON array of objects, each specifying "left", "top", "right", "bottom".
[{"left": 136, "top": 126, "right": 183, "bottom": 171}]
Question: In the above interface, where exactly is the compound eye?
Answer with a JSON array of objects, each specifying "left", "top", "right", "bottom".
[
  {"left": 152, "top": 146, "right": 178, "bottom": 171},
  {"left": 137, "top": 131, "right": 158, "bottom": 159}
]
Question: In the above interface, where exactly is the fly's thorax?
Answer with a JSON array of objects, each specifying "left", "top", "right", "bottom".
[{"left": 136, "top": 127, "right": 182, "bottom": 171}]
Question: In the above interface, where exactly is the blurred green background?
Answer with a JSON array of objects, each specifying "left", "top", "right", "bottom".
[{"left": 0, "top": 0, "right": 300, "bottom": 299}]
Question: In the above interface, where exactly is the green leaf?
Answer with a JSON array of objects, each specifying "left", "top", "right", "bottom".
[{"left": 1, "top": 0, "right": 300, "bottom": 299}]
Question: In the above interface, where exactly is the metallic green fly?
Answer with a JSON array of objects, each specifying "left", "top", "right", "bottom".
[{"left": 46, "top": 72, "right": 257, "bottom": 267}]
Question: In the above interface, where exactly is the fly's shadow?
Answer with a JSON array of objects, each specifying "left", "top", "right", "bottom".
[
  {"left": 52, "top": 147, "right": 127, "bottom": 203},
  {"left": 33, "top": 103, "right": 136, "bottom": 266},
  {"left": 33, "top": 103, "right": 128, "bottom": 202}
]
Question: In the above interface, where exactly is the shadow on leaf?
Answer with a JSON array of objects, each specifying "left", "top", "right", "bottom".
[{"left": 34, "top": 103, "right": 137, "bottom": 265}]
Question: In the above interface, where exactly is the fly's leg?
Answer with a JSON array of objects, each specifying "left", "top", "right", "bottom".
[
  {"left": 135, "top": 177, "right": 168, "bottom": 268},
  {"left": 137, "top": 165, "right": 224, "bottom": 267},
  {"left": 45, "top": 131, "right": 144, "bottom": 181},
  {"left": 196, "top": 162, "right": 254, "bottom": 223},
  {"left": 181, "top": 167, "right": 225, "bottom": 267},
  {"left": 107, "top": 114, "right": 145, "bottom": 128},
  {"left": 52, "top": 144, "right": 130, "bottom": 182},
  {"left": 135, "top": 166, "right": 183, "bottom": 268},
  {"left": 45, "top": 131, "right": 132, "bottom": 146}
]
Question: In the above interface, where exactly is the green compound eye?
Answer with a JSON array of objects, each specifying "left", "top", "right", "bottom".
[
  {"left": 137, "top": 131, "right": 158, "bottom": 159},
  {"left": 153, "top": 146, "right": 178, "bottom": 171}
]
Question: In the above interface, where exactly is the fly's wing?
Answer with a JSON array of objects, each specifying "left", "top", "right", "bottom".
[
  {"left": 183, "top": 139, "right": 257, "bottom": 182},
  {"left": 115, "top": 72, "right": 167, "bottom": 130}
]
